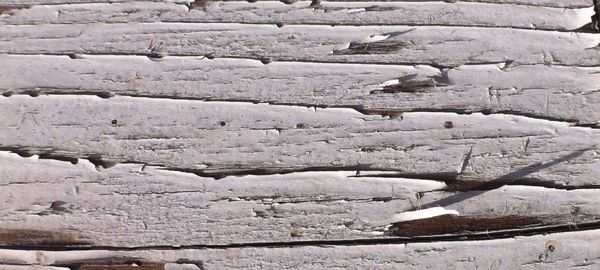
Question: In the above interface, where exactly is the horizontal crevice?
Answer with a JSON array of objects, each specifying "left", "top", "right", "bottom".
[
  {"left": 2, "top": 147, "right": 599, "bottom": 192},
  {"left": 2, "top": 220, "right": 600, "bottom": 251},
  {"left": 2, "top": 17, "right": 593, "bottom": 34},
  {"left": 4, "top": 52, "right": 600, "bottom": 69}
]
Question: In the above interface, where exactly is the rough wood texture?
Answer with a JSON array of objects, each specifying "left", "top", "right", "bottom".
[
  {"left": 3, "top": 95, "right": 600, "bottom": 186},
  {"left": 1, "top": 23, "right": 600, "bottom": 66},
  {"left": 0, "top": 0, "right": 593, "bottom": 8},
  {"left": 0, "top": 1, "right": 595, "bottom": 31},
  {"left": 2, "top": 55, "right": 599, "bottom": 125},
  {"left": 2, "top": 151, "right": 599, "bottom": 246},
  {"left": 1, "top": 230, "right": 600, "bottom": 269},
  {"left": 1, "top": 0, "right": 600, "bottom": 268}
]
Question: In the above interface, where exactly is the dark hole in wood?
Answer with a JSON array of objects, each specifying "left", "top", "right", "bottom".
[
  {"left": 13, "top": 149, "right": 34, "bottom": 157},
  {"left": 39, "top": 152, "right": 78, "bottom": 164},
  {"left": 146, "top": 52, "right": 164, "bottom": 59},
  {"left": 111, "top": 119, "right": 118, "bottom": 125},
  {"left": 88, "top": 154, "right": 117, "bottom": 169},
  {"left": 2, "top": 91, "right": 13, "bottom": 97},
  {"left": 205, "top": 54, "right": 215, "bottom": 59},
  {"left": 97, "top": 92, "right": 113, "bottom": 99},
  {"left": 220, "top": 121, "right": 227, "bottom": 126},
  {"left": 275, "top": 22, "right": 284, "bottom": 28},
  {"left": 260, "top": 58, "right": 271, "bottom": 64},
  {"left": 444, "top": 121, "right": 454, "bottom": 128},
  {"left": 26, "top": 90, "right": 40, "bottom": 97},
  {"left": 50, "top": 200, "right": 68, "bottom": 211},
  {"left": 68, "top": 54, "right": 83, "bottom": 59},
  {"left": 296, "top": 123, "right": 308, "bottom": 129},
  {"left": 548, "top": 245, "right": 556, "bottom": 252}
]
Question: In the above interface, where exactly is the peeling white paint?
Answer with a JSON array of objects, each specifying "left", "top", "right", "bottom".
[
  {"left": 391, "top": 207, "right": 460, "bottom": 223},
  {"left": 360, "top": 34, "right": 391, "bottom": 43}
]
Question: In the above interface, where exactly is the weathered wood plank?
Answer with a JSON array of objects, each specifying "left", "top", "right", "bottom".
[
  {"left": 2, "top": 55, "right": 599, "bottom": 125},
  {"left": 0, "top": 0, "right": 592, "bottom": 9},
  {"left": 1, "top": 151, "right": 599, "bottom": 246},
  {"left": 0, "top": 266, "right": 68, "bottom": 270},
  {"left": 2, "top": 95, "right": 600, "bottom": 186},
  {"left": 1, "top": 23, "right": 599, "bottom": 66},
  {"left": 2, "top": 229, "right": 600, "bottom": 269},
  {"left": 0, "top": 1, "right": 594, "bottom": 31}
]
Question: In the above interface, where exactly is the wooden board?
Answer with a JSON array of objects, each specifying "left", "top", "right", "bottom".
[
  {"left": 1, "top": 229, "right": 600, "bottom": 269},
  {"left": 2, "top": 55, "right": 599, "bottom": 125},
  {"left": 1, "top": 0, "right": 600, "bottom": 268},
  {"left": 0, "top": 1, "right": 595, "bottom": 31},
  {"left": 3, "top": 95, "right": 600, "bottom": 186},
  {"left": 0, "top": 0, "right": 594, "bottom": 8},
  {"left": 2, "top": 23, "right": 600, "bottom": 66},
  {"left": 2, "top": 150, "right": 600, "bottom": 246}
]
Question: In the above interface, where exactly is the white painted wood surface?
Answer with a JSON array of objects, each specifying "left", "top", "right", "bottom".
[
  {"left": 3, "top": 95, "right": 600, "bottom": 186},
  {"left": 0, "top": 1, "right": 595, "bottom": 31},
  {"left": 1, "top": 0, "right": 599, "bottom": 268},
  {"left": 2, "top": 55, "right": 599, "bottom": 125},
  {"left": 2, "top": 151, "right": 600, "bottom": 246},
  {"left": 2, "top": 23, "right": 599, "bottom": 66},
  {"left": 0, "top": 0, "right": 594, "bottom": 8}
]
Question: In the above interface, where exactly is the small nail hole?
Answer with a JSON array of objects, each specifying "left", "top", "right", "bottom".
[
  {"left": 111, "top": 119, "right": 118, "bottom": 125},
  {"left": 220, "top": 121, "right": 227, "bottom": 126},
  {"left": 444, "top": 121, "right": 454, "bottom": 129},
  {"left": 97, "top": 92, "right": 113, "bottom": 98}
]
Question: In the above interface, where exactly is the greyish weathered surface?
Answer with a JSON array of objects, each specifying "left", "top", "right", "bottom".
[
  {"left": 2, "top": 55, "right": 600, "bottom": 125},
  {"left": 2, "top": 150, "right": 600, "bottom": 246},
  {"left": 1, "top": 0, "right": 600, "bottom": 268},
  {"left": 2, "top": 23, "right": 600, "bottom": 66},
  {"left": 0, "top": 1, "right": 595, "bottom": 31},
  {"left": 1, "top": 229, "right": 600, "bottom": 269},
  {"left": 2, "top": 95, "right": 600, "bottom": 186}
]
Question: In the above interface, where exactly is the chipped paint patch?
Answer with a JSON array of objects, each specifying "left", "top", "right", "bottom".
[{"left": 391, "top": 207, "right": 460, "bottom": 223}]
